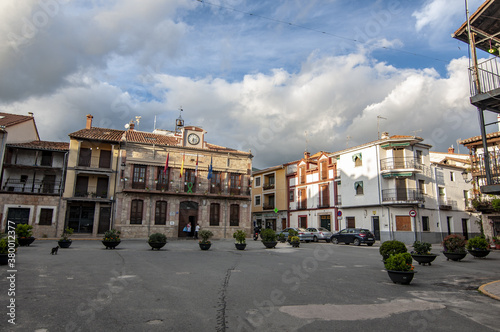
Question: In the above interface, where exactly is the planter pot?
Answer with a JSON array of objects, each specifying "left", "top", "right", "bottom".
[
  {"left": 442, "top": 251, "right": 467, "bottom": 261},
  {"left": 386, "top": 270, "right": 416, "bottom": 285},
  {"left": 291, "top": 242, "right": 300, "bottom": 248},
  {"left": 148, "top": 242, "right": 167, "bottom": 250},
  {"left": 18, "top": 237, "right": 35, "bottom": 246},
  {"left": 199, "top": 242, "right": 212, "bottom": 250},
  {"left": 102, "top": 241, "right": 121, "bottom": 249},
  {"left": 411, "top": 254, "right": 438, "bottom": 266},
  {"left": 235, "top": 243, "right": 246, "bottom": 250},
  {"left": 58, "top": 240, "right": 72, "bottom": 248},
  {"left": 0, "top": 253, "right": 8, "bottom": 265},
  {"left": 262, "top": 241, "right": 278, "bottom": 249},
  {"left": 468, "top": 249, "right": 490, "bottom": 258}
]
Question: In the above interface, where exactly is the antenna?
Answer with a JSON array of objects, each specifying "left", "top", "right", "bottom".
[
  {"left": 305, "top": 130, "right": 309, "bottom": 152},
  {"left": 412, "top": 129, "right": 422, "bottom": 137},
  {"left": 456, "top": 138, "right": 461, "bottom": 154},
  {"left": 377, "top": 115, "right": 387, "bottom": 139},
  {"left": 346, "top": 135, "right": 351, "bottom": 147}
]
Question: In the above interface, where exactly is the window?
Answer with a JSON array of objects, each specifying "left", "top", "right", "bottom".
[
  {"left": 156, "top": 167, "right": 169, "bottom": 191},
  {"left": 353, "top": 153, "right": 362, "bottom": 167},
  {"left": 184, "top": 169, "right": 196, "bottom": 193},
  {"left": 39, "top": 208, "right": 53, "bottom": 225},
  {"left": 422, "top": 216, "right": 430, "bottom": 231},
  {"left": 96, "top": 177, "right": 108, "bottom": 197},
  {"left": 416, "top": 150, "right": 423, "bottom": 164},
  {"left": 450, "top": 172, "right": 455, "bottom": 182},
  {"left": 346, "top": 217, "right": 355, "bottom": 228},
  {"left": 354, "top": 181, "right": 364, "bottom": 195},
  {"left": 210, "top": 203, "right": 220, "bottom": 226},
  {"left": 78, "top": 148, "right": 91, "bottom": 167},
  {"left": 255, "top": 195, "right": 261, "bottom": 206},
  {"left": 396, "top": 216, "right": 411, "bottom": 231},
  {"left": 418, "top": 179, "right": 425, "bottom": 194},
  {"left": 130, "top": 199, "right": 143, "bottom": 224},
  {"left": 298, "top": 188, "right": 307, "bottom": 209},
  {"left": 299, "top": 216, "right": 307, "bottom": 228},
  {"left": 255, "top": 177, "right": 261, "bottom": 187},
  {"left": 438, "top": 187, "right": 445, "bottom": 197},
  {"left": 289, "top": 189, "right": 294, "bottom": 202},
  {"left": 132, "top": 165, "right": 147, "bottom": 189},
  {"left": 319, "top": 184, "right": 330, "bottom": 207},
  {"left": 41, "top": 151, "right": 52, "bottom": 166},
  {"left": 155, "top": 201, "right": 167, "bottom": 225},
  {"left": 320, "top": 160, "right": 328, "bottom": 180},
  {"left": 230, "top": 204, "right": 239, "bottom": 226},
  {"left": 210, "top": 172, "right": 222, "bottom": 193},
  {"left": 99, "top": 150, "right": 111, "bottom": 168},
  {"left": 299, "top": 166, "right": 306, "bottom": 184},
  {"left": 230, "top": 173, "right": 241, "bottom": 194}
]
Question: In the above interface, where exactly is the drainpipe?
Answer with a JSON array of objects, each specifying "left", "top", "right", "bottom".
[{"left": 433, "top": 166, "right": 444, "bottom": 241}]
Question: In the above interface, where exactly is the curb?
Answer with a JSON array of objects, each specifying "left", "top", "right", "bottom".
[{"left": 479, "top": 280, "right": 500, "bottom": 301}]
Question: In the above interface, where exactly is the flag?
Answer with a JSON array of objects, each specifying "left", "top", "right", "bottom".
[
  {"left": 207, "top": 156, "right": 213, "bottom": 180},
  {"left": 180, "top": 153, "right": 185, "bottom": 178},
  {"left": 195, "top": 154, "right": 199, "bottom": 178},
  {"left": 163, "top": 153, "right": 169, "bottom": 174}
]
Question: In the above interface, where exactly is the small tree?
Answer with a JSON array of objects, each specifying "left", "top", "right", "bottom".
[
  {"left": 233, "top": 230, "right": 246, "bottom": 244},
  {"left": 199, "top": 230, "right": 214, "bottom": 244},
  {"left": 379, "top": 240, "right": 407, "bottom": 261},
  {"left": 260, "top": 228, "right": 276, "bottom": 242}
]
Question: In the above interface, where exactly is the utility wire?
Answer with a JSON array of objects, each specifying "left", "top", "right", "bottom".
[{"left": 196, "top": 0, "right": 450, "bottom": 63}]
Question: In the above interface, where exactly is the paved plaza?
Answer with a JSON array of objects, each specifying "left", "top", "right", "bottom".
[{"left": 1, "top": 239, "right": 500, "bottom": 332}]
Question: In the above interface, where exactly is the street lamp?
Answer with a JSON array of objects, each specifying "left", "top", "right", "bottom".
[{"left": 461, "top": 170, "right": 473, "bottom": 183}]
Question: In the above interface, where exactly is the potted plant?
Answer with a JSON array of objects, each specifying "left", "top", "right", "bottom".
[
  {"left": 16, "top": 224, "right": 35, "bottom": 246},
  {"left": 58, "top": 227, "right": 74, "bottom": 248},
  {"left": 384, "top": 252, "right": 416, "bottom": 285},
  {"left": 102, "top": 229, "right": 121, "bottom": 249},
  {"left": 261, "top": 228, "right": 277, "bottom": 249},
  {"left": 287, "top": 229, "right": 299, "bottom": 243},
  {"left": 379, "top": 240, "right": 407, "bottom": 262},
  {"left": 493, "top": 236, "right": 500, "bottom": 250},
  {"left": 290, "top": 236, "right": 300, "bottom": 248},
  {"left": 466, "top": 236, "right": 490, "bottom": 258},
  {"left": 410, "top": 241, "right": 438, "bottom": 265},
  {"left": 277, "top": 233, "right": 286, "bottom": 243},
  {"left": 148, "top": 232, "right": 167, "bottom": 250},
  {"left": 442, "top": 234, "right": 467, "bottom": 261},
  {"left": 233, "top": 230, "right": 247, "bottom": 250},
  {"left": 199, "top": 229, "right": 214, "bottom": 250},
  {"left": 0, "top": 234, "right": 18, "bottom": 265}
]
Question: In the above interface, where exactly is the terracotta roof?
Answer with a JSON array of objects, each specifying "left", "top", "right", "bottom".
[
  {"left": 205, "top": 143, "right": 249, "bottom": 155},
  {"left": 8, "top": 140, "right": 69, "bottom": 151},
  {"left": 125, "top": 131, "right": 178, "bottom": 145},
  {"left": 69, "top": 127, "right": 125, "bottom": 142},
  {"left": 0, "top": 113, "right": 35, "bottom": 127},
  {"left": 459, "top": 131, "right": 500, "bottom": 145}
]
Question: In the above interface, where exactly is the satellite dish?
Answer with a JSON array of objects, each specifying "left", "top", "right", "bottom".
[{"left": 125, "top": 123, "right": 130, "bottom": 129}]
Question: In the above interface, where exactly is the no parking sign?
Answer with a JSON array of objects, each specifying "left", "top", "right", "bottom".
[{"left": 409, "top": 209, "right": 416, "bottom": 217}]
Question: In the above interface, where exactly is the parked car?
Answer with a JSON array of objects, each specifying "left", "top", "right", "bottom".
[
  {"left": 331, "top": 228, "right": 375, "bottom": 246},
  {"left": 306, "top": 227, "right": 333, "bottom": 242},
  {"left": 275, "top": 228, "right": 314, "bottom": 242}
]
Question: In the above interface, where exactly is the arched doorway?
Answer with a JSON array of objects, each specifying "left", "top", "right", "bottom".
[{"left": 178, "top": 201, "right": 199, "bottom": 237}]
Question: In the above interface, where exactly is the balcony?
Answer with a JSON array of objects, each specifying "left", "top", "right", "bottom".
[
  {"left": 380, "top": 157, "right": 423, "bottom": 172},
  {"left": 334, "top": 170, "right": 341, "bottom": 180},
  {"left": 382, "top": 189, "right": 424, "bottom": 203},
  {"left": 262, "top": 203, "right": 275, "bottom": 210},
  {"left": 317, "top": 202, "right": 330, "bottom": 208},
  {"left": 438, "top": 198, "right": 457, "bottom": 211},
  {"left": 335, "top": 195, "right": 342, "bottom": 206},
  {"left": 469, "top": 57, "right": 500, "bottom": 111},
  {"left": 471, "top": 151, "right": 500, "bottom": 193},
  {"left": 2, "top": 179, "right": 62, "bottom": 195},
  {"left": 263, "top": 183, "right": 275, "bottom": 190}
]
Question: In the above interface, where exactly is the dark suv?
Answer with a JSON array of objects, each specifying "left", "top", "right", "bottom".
[{"left": 331, "top": 228, "right": 375, "bottom": 246}]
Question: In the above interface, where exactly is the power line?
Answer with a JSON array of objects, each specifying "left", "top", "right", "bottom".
[{"left": 196, "top": 0, "right": 449, "bottom": 63}]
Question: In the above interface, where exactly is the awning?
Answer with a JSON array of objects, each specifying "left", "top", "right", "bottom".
[
  {"left": 354, "top": 181, "right": 363, "bottom": 189},
  {"left": 382, "top": 172, "right": 413, "bottom": 178},
  {"left": 380, "top": 142, "right": 410, "bottom": 149}
]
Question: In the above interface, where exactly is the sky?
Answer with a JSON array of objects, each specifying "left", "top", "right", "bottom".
[{"left": 0, "top": 0, "right": 493, "bottom": 169}]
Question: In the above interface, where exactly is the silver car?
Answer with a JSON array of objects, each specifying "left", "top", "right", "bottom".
[
  {"left": 276, "top": 227, "right": 314, "bottom": 242},
  {"left": 306, "top": 227, "right": 333, "bottom": 242}
]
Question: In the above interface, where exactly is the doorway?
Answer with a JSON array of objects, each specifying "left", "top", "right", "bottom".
[
  {"left": 320, "top": 215, "right": 331, "bottom": 231},
  {"left": 6, "top": 208, "right": 30, "bottom": 231},
  {"left": 97, "top": 207, "right": 111, "bottom": 234},
  {"left": 462, "top": 219, "right": 469, "bottom": 239},
  {"left": 178, "top": 201, "right": 198, "bottom": 237},
  {"left": 372, "top": 216, "right": 380, "bottom": 240}
]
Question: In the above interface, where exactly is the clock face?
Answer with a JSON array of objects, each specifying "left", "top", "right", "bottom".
[{"left": 188, "top": 133, "right": 200, "bottom": 145}]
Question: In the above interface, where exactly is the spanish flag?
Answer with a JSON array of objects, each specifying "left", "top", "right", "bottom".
[
  {"left": 163, "top": 153, "right": 169, "bottom": 174},
  {"left": 180, "top": 153, "right": 185, "bottom": 178}
]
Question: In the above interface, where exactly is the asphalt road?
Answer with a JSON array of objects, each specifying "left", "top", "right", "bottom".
[{"left": 1, "top": 239, "right": 499, "bottom": 332}]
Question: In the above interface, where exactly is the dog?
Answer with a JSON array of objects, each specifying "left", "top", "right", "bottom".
[{"left": 51, "top": 246, "right": 59, "bottom": 255}]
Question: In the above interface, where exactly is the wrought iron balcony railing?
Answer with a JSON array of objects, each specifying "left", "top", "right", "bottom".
[
  {"left": 469, "top": 57, "right": 500, "bottom": 97},
  {"left": 2, "top": 179, "right": 62, "bottom": 195},
  {"left": 380, "top": 157, "right": 423, "bottom": 171},
  {"left": 382, "top": 189, "right": 424, "bottom": 202}
]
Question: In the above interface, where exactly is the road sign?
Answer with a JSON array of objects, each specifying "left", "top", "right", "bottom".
[
  {"left": 409, "top": 209, "right": 416, "bottom": 217},
  {"left": 337, "top": 211, "right": 342, "bottom": 217}
]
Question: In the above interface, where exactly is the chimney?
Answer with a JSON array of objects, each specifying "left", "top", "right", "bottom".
[
  {"left": 86, "top": 114, "right": 93, "bottom": 129},
  {"left": 28, "top": 112, "right": 33, "bottom": 117},
  {"left": 448, "top": 146, "right": 455, "bottom": 154},
  {"left": 381, "top": 132, "right": 389, "bottom": 139},
  {"left": 129, "top": 122, "right": 135, "bottom": 131},
  {"left": 304, "top": 151, "right": 310, "bottom": 160}
]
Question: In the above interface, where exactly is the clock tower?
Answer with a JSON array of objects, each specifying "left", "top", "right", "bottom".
[{"left": 181, "top": 126, "right": 206, "bottom": 148}]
